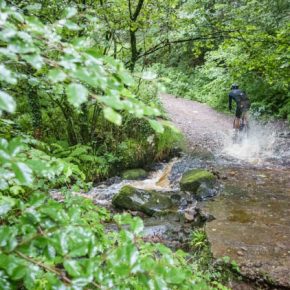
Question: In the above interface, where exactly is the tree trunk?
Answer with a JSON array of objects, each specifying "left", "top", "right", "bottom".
[
  {"left": 56, "top": 99, "right": 79, "bottom": 145},
  {"left": 28, "top": 88, "right": 43, "bottom": 140},
  {"left": 128, "top": 0, "right": 144, "bottom": 72},
  {"left": 129, "top": 29, "right": 138, "bottom": 72},
  {"left": 79, "top": 103, "right": 90, "bottom": 144}
]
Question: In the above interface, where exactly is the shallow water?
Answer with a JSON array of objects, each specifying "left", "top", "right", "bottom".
[
  {"left": 203, "top": 167, "right": 290, "bottom": 287},
  {"left": 221, "top": 119, "right": 290, "bottom": 168},
  {"left": 204, "top": 120, "right": 290, "bottom": 287},
  {"left": 88, "top": 159, "right": 178, "bottom": 206},
  {"left": 86, "top": 116, "right": 290, "bottom": 287}
]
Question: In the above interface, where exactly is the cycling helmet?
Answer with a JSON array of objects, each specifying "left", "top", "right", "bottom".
[{"left": 231, "top": 83, "right": 239, "bottom": 89}]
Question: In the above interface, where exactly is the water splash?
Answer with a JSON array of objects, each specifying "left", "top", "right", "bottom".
[
  {"left": 221, "top": 119, "right": 289, "bottom": 166},
  {"left": 88, "top": 159, "right": 177, "bottom": 206}
]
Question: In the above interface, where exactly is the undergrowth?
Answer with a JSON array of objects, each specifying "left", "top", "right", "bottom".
[{"left": 190, "top": 229, "right": 242, "bottom": 288}]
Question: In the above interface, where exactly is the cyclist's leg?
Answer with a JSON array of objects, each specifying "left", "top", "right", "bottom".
[
  {"left": 233, "top": 117, "right": 240, "bottom": 129},
  {"left": 242, "top": 110, "right": 249, "bottom": 126},
  {"left": 234, "top": 106, "right": 242, "bottom": 129},
  {"left": 240, "top": 111, "right": 250, "bottom": 138}
]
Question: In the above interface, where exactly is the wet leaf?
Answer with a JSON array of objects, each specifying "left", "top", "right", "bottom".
[
  {"left": 0, "top": 91, "right": 16, "bottom": 114},
  {"left": 103, "top": 107, "right": 122, "bottom": 125},
  {"left": 11, "top": 162, "right": 33, "bottom": 185},
  {"left": 66, "top": 83, "right": 88, "bottom": 107}
]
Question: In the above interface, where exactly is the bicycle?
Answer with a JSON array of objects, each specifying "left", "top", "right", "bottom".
[{"left": 233, "top": 112, "right": 249, "bottom": 143}]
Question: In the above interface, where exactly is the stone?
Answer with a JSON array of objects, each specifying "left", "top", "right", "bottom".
[
  {"left": 183, "top": 204, "right": 197, "bottom": 221},
  {"left": 237, "top": 251, "right": 244, "bottom": 256},
  {"left": 121, "top": 168, "right": 148, "bottom": 180},
  {"left": 112, "top": 185, "right": 173, "bottom": 216},
  {"left": 180, "top": 169, "right": 216, "bottom": 198}
]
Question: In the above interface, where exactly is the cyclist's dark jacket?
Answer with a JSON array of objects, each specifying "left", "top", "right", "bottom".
[{"left": 229, "top": 89, "right": 250, "bottom": 118}]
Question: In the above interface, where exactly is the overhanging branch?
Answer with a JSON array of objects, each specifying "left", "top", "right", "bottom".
[{"left": 126, "top": 32, "right": 234, "bottom": 65}]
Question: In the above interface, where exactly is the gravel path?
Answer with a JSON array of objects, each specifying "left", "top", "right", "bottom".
[
  {"left": 160, "top": 93, "right": 290, "bottom": 288},
  {"left": 160, "top": 93, "right": 232, "bottom": 152}
]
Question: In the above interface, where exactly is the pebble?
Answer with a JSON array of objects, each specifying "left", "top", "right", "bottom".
[
  {"left": 184, "top": 212, "right": 195, "bottom": 221},
  {"left": 237, "top": 251, "right": 244, "bottom": 256}
]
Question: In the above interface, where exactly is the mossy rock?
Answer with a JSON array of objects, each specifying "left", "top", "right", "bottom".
[
  {"left": 112, "top": 185, "right": 173, "bottom": 216},
  {"left": 121, "top": 169, "right": 148, "bottom": 180},
  {"left": 180, "top": 169, "right": 216, "bottom": 194}
]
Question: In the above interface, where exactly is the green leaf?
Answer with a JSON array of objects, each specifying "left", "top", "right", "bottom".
[
  {"left": 66, "top": 83, "right": 88, "bottom": 107},
  {"left": 25, "top": 3, "right": 42, "bottom": 11},
  {"left": 7, "top": 138, "right": 23, "bottom": 156},
  {"left": 72, "top": 276, "right": 93, "bottom": 287},
  {"left": 99, "top": 95, "right": 124, "bottom": 110},
  {"left": 11, "top": 265, "right": 27, "bottom": 281},
  {"left": 162, "top": 120, "right": 180, "bottom": 133},
  {"left": 11, "top": 162, "right": 33, "bottom": 185},
  {"left": 149, "top": 119, "right": 164, "bottom": 133},
  {"left": 165, "top": 268, "right": 186, "bottom": 284},
  {"left": 63, "top": 7, "right": 78, "bottom": 19},
  {"left": 48, "top": 69, "right": 67, "bottom": 83},
  {"left": 0, "top": 91, "right": 16, "bottom": 114},
  {"left": 119, "top": 71, "right": 134, "bottom": 86},
  {"left": 0, "top": 64, "right": 17, "bottom": 84},
  {"left": 103, "top": 107, "right": 122, "bottom": 125},
  {"left": 0, "top": 229, "right": 18, "bottom": 252},
  {"left": 64, "top": 21, "right": 80, "bottom": 31},
  {"left": 25, "top": 16, "right": 45, "bottom": 34},
  {"left": 0, "top": 150, "right": 11, "bottom": 163},
  {"left": 23, "top": 54, "right": 44, "bottom": 70},
  {"left": 131, "top": 217, "right": 144, "bottom": 235},
  {"left": 0, "top": 11, "right": 8, "bottom": 26},
  {"left": 64, "top": 260, "right": 82, "bottom": 277},
  {"left": 0, "top": 196, "right": 16, "bottom": 216}
]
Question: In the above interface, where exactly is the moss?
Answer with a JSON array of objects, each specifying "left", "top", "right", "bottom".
[
  {"left": 180, "top": 169, "right": 216, "bottom": 193},
  {"left": 121, "top": 169, "right": 148, "bottom": 180},
  {"left": 112, "top": 185, "right": 173, "bottom": 216},
  {"left": 113, "top": 185, "right": 135, "bottom": 200},
  {"left": 155, "top": 126, "right": 185, "bottom": 160}
]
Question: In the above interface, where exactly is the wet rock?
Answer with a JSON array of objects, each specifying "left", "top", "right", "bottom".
[
  {"left": 180, "top": 198, "right": 188, "bottom": 208},
  {"left": 229, "top": 171, "right": 237, "bottom": 176},
  {"left": 170, "top": 193, "right": 182, "bottom": 203},
  {"left": 105, "top": 176, "right": 122, "bottom": 186},
  {"left": 237, "top": 251, "right": 244, "bottom": 256},
  {"left": 112, "top": 185, "right": 173, "bottom": 216},
  {"left": 278, "top": 132, "right": 290, "bottom": 138},
  {"left": 180, "top": 169, "right": 217, "bottom": 199},
  {"left": 121, "top": 168, "right": 148, "bottom": 180},
  {"left": 184, "top": 206, "right": 196, "bottom": 221}
]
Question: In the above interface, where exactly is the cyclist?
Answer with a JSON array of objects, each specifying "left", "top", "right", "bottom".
[{"left": 228, "top": 84, "right": 251, "bottom": 130}]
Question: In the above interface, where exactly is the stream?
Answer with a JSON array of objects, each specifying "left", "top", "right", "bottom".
[
  {"left": 82, "top": 116, "right": 290, "bottom": 289},
  {"left": 64, "top": 94, "right": 290, "bottom": 289}
]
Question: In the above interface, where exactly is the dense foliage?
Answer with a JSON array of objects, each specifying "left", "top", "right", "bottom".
[
  {"left": 151, "top": 1, "right": 290, "bottom": 119},
  {"left": 0, "top": 0, "right": 183, "bottom": 181},
  {"left": 1, "top": 0, "right": 288, "bottom": 289},
  {"left": 0, "top": 1, "right": 214, "bottom": 289}
]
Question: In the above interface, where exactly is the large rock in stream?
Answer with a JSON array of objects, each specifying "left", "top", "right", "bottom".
[
  {"left": 112, "top": 186, "right": 175, "bottom": 216},
  {"left": 121, "top": 168, "right": 148, "bottom": 180},
  {"left": 180, "top": 169, "right": 217, "bottom": 199}
]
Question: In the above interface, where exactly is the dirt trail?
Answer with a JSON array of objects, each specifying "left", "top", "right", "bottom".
[
  {"left": 160, "top": 93, "right": 232, "bottom": 152},
  {"left": 160, "top": 93, "right": 290, "bottom": 288}
]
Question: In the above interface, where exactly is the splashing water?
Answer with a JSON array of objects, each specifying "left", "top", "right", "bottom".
[
  {"left": 87, "top": 159, "right": 177, "bottom": 206},
  {"left": 221, "top": 119, "right": 289, "bottom": 166}
]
